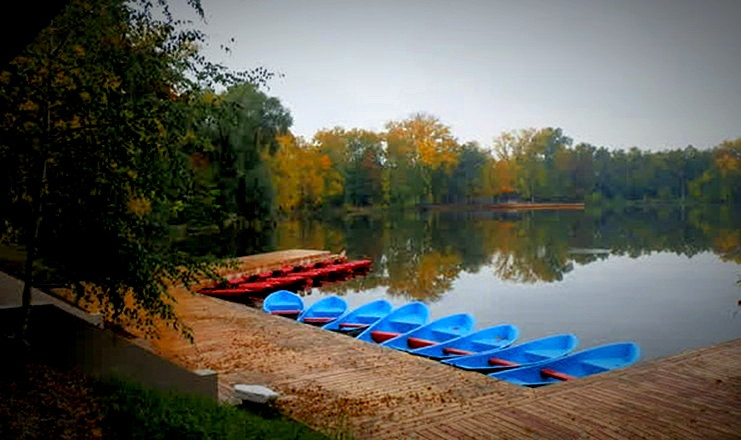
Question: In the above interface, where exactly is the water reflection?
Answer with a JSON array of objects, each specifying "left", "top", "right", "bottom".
[
  {"left": 182, "top": 206, "right": 740, "bottom": 300},
  {"left": 268, "top": 207, "right": 737, "bottom": 300}
]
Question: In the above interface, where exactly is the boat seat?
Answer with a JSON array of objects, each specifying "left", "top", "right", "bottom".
[
  {"left": 302, "top": 317, "right": 335, "bottom": 324},
  {"left": 487, "top": 357, "right": 520, "bottom": 367},
  {"left": 339, "top": 322, "right": 368, "bottom": 329},
  {"left": 540, "top": 368, "right": 577, "bottom": 381},
  {"left": 371, "top": 331, "right": 401, "bottom": 343},
  {"left": 443, "top": 347, "right": 474, "bottom": 356},
  {"left": 271, "top": 309, "right": 301, "bottom": 315},
  {"left": 407, "top": 337, "right": 437, "bottom": 349}
]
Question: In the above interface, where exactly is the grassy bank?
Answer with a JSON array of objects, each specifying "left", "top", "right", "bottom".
[{"left": 0, "top": 362, "right": 327, "bottom": 440}]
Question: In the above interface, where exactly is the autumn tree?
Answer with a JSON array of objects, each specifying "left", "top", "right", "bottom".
[
  {"left": 385, "top": 113, "right": 460, "bottom": 204},
  {"left": 312, "top": 127, "right": 350, "bottom": 206},
  {"left": 0, "top": 0, "right": 273, "bottom": 339},
  {"left": 268, "top": 134, "right": 335, "bottom": 212}
]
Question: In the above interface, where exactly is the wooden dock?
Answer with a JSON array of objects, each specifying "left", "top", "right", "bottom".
[{"left": 149, "top": 250, "right": 741, "bottom": 439}]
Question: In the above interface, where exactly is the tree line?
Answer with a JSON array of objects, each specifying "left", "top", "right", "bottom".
[
  {"left": 268, "top": 120, "right": 740, "bottom": 211},
  {"left": 180, "top": 95, "right": 741, "bottom": 227}
]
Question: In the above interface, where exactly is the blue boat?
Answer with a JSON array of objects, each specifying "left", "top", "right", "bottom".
[
  {"left": 262, "top": 290, "right": 304, "bottom": 319},
  {"left": 490, "top": 342, "right": 640, "bottom": 387},
  {"left": 410, "top": 324, "right": 519, "bottom": 359},
  {"left": 442, "top": 334, "right": 579, "bottom": 373},
  {"left": 356, "top": 302, "right": 430, "bottom": 344},
  {"left": 382, "top": 313, "right": 475, "bottom": 352},
  {"left": 297, "top": 296, "right": 348, "bottom": 326},
  {"left": 322, "top": 299, "right": 393, "bottom": 334}
]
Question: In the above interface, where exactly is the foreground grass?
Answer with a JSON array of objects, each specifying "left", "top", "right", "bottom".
[
  {"left": 96, "top": 378, "right": 327, "bottom": 440},
  {"left": 0, "top": 362, "right": 326, "bottom": 440}
]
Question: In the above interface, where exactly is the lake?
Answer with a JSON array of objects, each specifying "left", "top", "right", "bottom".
[{"left": 191, "top": 205, "right": 741, "bottom": 362}]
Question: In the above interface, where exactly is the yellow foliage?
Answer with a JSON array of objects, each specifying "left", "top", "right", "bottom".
[
  {"left": 713, "top": 229, "right": 741, "bottom": 264},
  {"left": 319, "top": 154, "right": 332, "bottom": 170},
  {"left": 493, "top": 160, "right": 517, "bottom": 194},
  {"left": 128, "top": 196, "right": 152, "bottom": 217},
  {"left": 19, "top": 100, "right": 38, "bottom": 112},
  {"left": 104, "top": 75, "right": 122, "bottom": 90},
  {"left": 202, "top": 91, "right": 219, "bottom": 105},
  {"left": 268, "top": 134, "right": 334, "bottom": 211},
  {"left": 715, "top": 152, "right": 739, "bottom": 176},
  {"left": 714, "top": 139, "right": 740, "bottom": 175},
  {"left": 387, "top": 114, "right": 459, "bottom": 172}
]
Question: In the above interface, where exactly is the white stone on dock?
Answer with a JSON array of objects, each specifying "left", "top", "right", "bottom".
[{"left": 234, "top": 384, "right": 280, "bottom": 404}]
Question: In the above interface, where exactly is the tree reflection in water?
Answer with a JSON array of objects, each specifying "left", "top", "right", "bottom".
[{"left": 181, "top": 206, "right": 740, "bottom": 301}]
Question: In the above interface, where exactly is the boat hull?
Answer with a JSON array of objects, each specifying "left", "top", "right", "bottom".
[
  {"left": 443, "top": 334, "right": 578, "bottom": 373},
  {"left": 297, "top": 296, "right": 348, "bottom": 326},
  {"left": 381, "top": 314, "right": 475, "bottom": 352},
  {"left": 490, "top": 342, "right": 641, "bottom": 387},
  {"left": 410, "top": 324, "right": 519, "bottom": 359},
  {"left": 262, "top": 290, "right": 304, "bottom": 319},
  {"left": 322, "top": 299, "right": 393, "bottom": 334},
  {"left": 356, "top": 302, "right": 430, "bottom": 344}
]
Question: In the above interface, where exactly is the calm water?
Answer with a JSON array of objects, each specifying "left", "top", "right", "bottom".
[{"left": 189, "top": 206, "right": 741, "bottom": 361}]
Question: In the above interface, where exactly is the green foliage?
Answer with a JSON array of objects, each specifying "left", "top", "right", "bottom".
[
  {"left": 197, "top": 84, "right": 292, "bottom": 227},
  {"left": 448, "top": 142, "right": 490, "bottom": 203},
  {"left": 0, "top": 0, "right": 276, "bottom": 337},
  {"left": 95, "top": 378, "right": 326, "bottom": 440},
  {"left": 313, "top": 128, "right": 385, "bottom": 207}
]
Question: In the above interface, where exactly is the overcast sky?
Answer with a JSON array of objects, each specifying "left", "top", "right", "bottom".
[{"left": 185, "top": 0, "right": 741, "bottom": 151}]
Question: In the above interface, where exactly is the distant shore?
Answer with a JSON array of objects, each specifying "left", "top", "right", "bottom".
[{"left": 419, "top": 202, "right": 586, "bottom": 212}]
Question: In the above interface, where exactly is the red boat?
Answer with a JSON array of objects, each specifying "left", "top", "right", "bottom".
[
  {"left": 344, "top": 259, "right": 372, "bottom": 270},
  {"left": 258, "top": 275, "right": 309, "bottom": 291},
  {"left": 200, "top": 256, "right": 371, "bottom": 298}
]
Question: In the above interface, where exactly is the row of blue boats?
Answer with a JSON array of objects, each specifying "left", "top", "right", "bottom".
[{"left": 262, "top": 290, "right": 640, "bottom": 387}]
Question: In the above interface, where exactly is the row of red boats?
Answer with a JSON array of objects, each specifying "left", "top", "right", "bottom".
[{"left": 198, "top": 256, "right": 372, "bottom": 298}]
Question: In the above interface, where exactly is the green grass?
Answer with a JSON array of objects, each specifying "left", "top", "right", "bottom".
[
  {"left": 0, "top": 360, "right": 329, "bottom": 439},
  {"left": 95, "top": 378, "right": 327, "bottom": 440}
]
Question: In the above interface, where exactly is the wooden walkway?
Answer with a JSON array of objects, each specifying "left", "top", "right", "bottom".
[{"left": 147, "top": 250, "right": 741, "bottom": 439}]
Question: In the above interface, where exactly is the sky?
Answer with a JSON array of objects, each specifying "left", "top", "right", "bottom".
[{"left": 183, "top": 0, "right": 741, "bottom": 151}]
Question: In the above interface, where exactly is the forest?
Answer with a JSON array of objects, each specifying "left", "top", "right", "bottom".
[
  {"left": 1, "top": 0, "right": 739, "bottom": 334},
  {"left": 168, "top": 86, "right": 741, "bottom": 229},
  {"left": 267, "top": 118, "right": 740, "bottom": 212}
]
